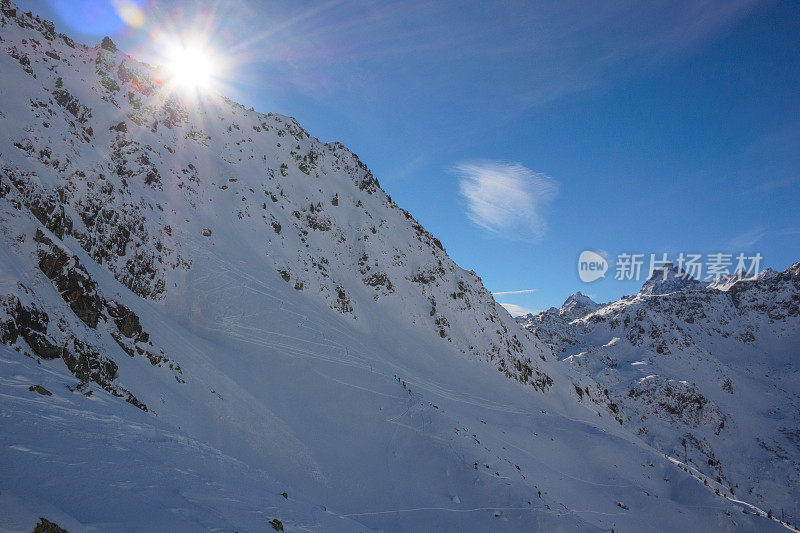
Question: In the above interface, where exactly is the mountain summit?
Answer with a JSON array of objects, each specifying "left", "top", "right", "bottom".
[
  {"left": 559, "top": 291, "right": 600, "bottom": 317},
  {"left": 639, "top": 262, "right": 704, "bottom": 295}
]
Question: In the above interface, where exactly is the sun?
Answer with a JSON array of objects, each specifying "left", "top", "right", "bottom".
[{"left": 164, "top": 41, "right": 218, "bottom": 92}]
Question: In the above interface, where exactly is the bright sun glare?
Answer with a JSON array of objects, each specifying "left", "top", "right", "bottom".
[{"left": 165, "top": 42, "right": 217, "bottom": 92}]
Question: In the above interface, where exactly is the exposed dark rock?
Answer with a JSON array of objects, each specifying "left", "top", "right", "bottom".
[
  {"left": 363, "top": 272, "right": 394, "bottom": 294},
  {"left": 52, "top": 88, "right": 91, "bottom": 124},
  {"left": 29, "top": 384, "right": 52, "bottom": 396},
  {"left": 35, "top": 230, "right": 102, "bottom": 329},
  {"left": 63, "top": 339, "right": 117, "bottom": 384},
  {"left": 100, "top": 36, "right": 117, "bottom": 52},
  {"left": 33, "top": 517, "right": 68, "bottom": 533},
  {"left": 332, "top": 286, "right": 353, "bottom": 314},
  {"left": 20, "top": 329, "right": 61, "bottom": 359},
  {"left": 27, "top": 196, "right": 72, "bottom": 239},
  {"left": 109, "top": 302, "right": 142, "bottom": 339},
  {"left": 3, "top": 297, "right": 61, "bottom": 359}
]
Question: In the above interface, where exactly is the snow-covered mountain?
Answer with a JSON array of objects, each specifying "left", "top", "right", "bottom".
[
  {"left": 639, "top": 262, "right": 705, "bottom": 296},
  {"left": 521, "top": 263, "right": 800, "bottom": 524},
  {"left": 0, "top": 3, "right": 792, "bottom": 530},
  {"left": 559, "top": 291, "right": 601, "bottom": 316}
]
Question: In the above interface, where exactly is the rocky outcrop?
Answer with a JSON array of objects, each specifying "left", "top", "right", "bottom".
[
  {"left": 35, "top": 229, "right": 103, "bottom": 328},
  {"left": 0, "top": 292, "right": 134, "bottom": 406}
]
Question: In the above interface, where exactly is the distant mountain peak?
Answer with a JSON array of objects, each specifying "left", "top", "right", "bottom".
[
  {"left": 560, "top": 291, "right": 599, "bottom": 315},
  {"left": 639, "top": 262, "right": 703, "bottom": 295},
  {"left": 707, "top": 267, "right": 783, "bottom": 291}
]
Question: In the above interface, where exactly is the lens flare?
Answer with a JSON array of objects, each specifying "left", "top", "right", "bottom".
[
  {"left": 164, "top": 41, "right": 218, "bottom": 92},
  {"left": 113, "top": 0, "right": 146, "bottom": 28}
]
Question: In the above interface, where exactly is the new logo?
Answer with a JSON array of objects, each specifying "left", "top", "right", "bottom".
[{"left": 578, "top": 251, "right": 608, "bottom": 283}]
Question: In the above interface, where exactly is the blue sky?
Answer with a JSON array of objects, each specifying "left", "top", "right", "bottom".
[{"left": 25, "top": 0, "right": 800, "bottom": 313}]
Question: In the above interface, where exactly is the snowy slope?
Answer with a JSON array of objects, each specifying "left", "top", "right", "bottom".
[
  {"left": 0, "top": 3, "right": 791, "bottom": 530},
  {"left": 522, "top": 263, "right": 800, "bottom": 524}
]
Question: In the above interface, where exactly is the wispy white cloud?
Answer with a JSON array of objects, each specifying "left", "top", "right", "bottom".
[
  {"left": 498, "top": 303, "right": 537, "bottom": 317},
  {"left": 727, "top": 227, "right": 768, "bottom": 249},
  {"left": 491, "top": 289, "right": 536, "bottom": 295},
  {"left": 727, "top": 226, "right": 800, "bottom": 250},
  {"left": 456, "top": 161, "right": 558, "bottom": 242}
]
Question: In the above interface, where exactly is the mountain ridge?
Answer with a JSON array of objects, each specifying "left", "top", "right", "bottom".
[{"left": 521, "top": 262, "right": 800, "bottom": 522}]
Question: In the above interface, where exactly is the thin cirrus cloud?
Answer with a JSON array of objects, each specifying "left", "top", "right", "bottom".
[
  {"left": 727, "top": 227, "right": 768, "bottom": 249},
  {"left": 455, "top": 161, "right": 558, "bottom": 242},
  {"left": 727, "top": 226, "right": 800, "bottom": 250},
  {"left": 491, "top": 289, "right": 536, "bottom": 295}
]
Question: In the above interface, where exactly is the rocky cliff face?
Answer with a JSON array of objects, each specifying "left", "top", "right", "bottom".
[
  {"left": 0, "top": 0, "right": 557, "bottom": 395},
  {"left": 521, "top": 263, "right": 800, "bottom": 519}
]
